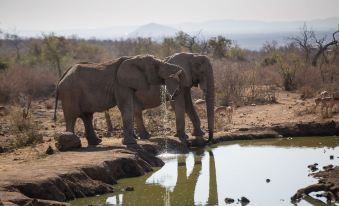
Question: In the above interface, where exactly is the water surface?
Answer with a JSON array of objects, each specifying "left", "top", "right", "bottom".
[{"left": 70, "top": 137, "right": 339, "bottom": 206}]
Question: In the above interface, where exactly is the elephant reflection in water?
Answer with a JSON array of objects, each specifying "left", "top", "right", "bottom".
[
  {"left": 169, "top": 150, "right": 218, "bottom": 205},
  {"left": 107, "top": 151, "right": 218, "bottom": 205}
]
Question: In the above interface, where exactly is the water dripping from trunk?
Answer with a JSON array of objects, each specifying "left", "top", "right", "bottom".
[{"left": 160, "top": 85, "right": 169, "bottom": 152}]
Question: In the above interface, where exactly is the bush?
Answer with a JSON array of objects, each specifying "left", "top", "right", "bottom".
[
  {"left": 299, "top": 85, "right": 316, "bottom": 99},
  {"left": 0, "top": 66, "right": 56, "bottom": 103},
  {"left": 9, "top": 108, "right": 43, "bottom": 148},
  {"left": 0, "top": 59, "right": 8, "bottom": 71}
]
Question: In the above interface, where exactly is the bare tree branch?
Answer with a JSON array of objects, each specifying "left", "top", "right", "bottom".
[{"left": 312, "top": 30, "right": 339, "bottom": 66}]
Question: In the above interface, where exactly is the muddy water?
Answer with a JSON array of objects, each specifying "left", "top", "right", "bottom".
[{"left": 70, "top": 137, "right": 339, "bottom": 206}]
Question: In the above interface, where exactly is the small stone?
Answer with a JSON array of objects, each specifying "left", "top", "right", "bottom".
[
  {"left": 251, "top": 104, "right": 256, "bottom": 106},
  {"left": 45, "top": 145, "right": 54, "bottom": 155},
  {"left": 239, "top": 196, "right": 250, "bottom": 205},
  {"left": 315, "top": 193, "right": 323, "bottom": 197},
  {"left": 224, "top": 197, "right": 235, "bottom": 204},
  {"left": 55, "top": 132, "right": 81, "bottom": 151},
  {"left": 266, "top": 179, "right": 271, "bottom": 183},
  {"left": 323, "top": 164, "right": 333, "bottom": 171},
  {"left": 307, "top": 164, "right": 318, "bottom": 172},
  {"left": 329, "top": 155, "right": 334, "bottom": 160},
  {"left": 125, "top": 186, "right": 134, "bottom": 191},
  {"left": 0, "top": 106, "right": 9, "bottom": 116}
]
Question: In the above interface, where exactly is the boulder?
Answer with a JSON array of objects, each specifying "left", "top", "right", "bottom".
[
  {"left": 46, "top": 145, "right": 54, "bottom": 155},
  {"left": 0, "top": 106, "right": 9, "bottom": 116},
  {"left": 224, "top": 197, "right": 235, "bottom": 204},
  {"left": 55, "top": 132, "right": 81, "bottom": 151}
]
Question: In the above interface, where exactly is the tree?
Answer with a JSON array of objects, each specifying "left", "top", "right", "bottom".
[
  {"left": 312, "top": 29, "right": 339, "bottom": 66},
  {"left": 289, "top": 23, "right": 315, "bottom": 64},
  {"left": 276, "top": 53, "right": 301, "bottom": 91},
  {"left": 162, "top": 37, "right": 181, "bottom": 56},
  {"left": 208, "top": 36, "right": 232, "bottom": 58},
  {"left": 42, "top": 33, "right": 70, "bottom": 78},
  {"left": 5, "top": 32, "right": 22, "bottom": 62},
  {"left": 175, "top": 31, "right": 199, "bottom": 53}
]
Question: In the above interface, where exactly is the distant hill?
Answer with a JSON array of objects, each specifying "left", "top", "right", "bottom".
[
  {"left": 171, "top": 17, "right": 339, "bottom": 34},
  {"left": 128, "top": 23, "right": 178, "bottom": 39},
  {"left": 15, "top": 17, "right": 339, "bottom": 50}
]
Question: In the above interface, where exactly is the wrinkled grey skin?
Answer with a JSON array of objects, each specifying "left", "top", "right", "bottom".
[
  {"left": 127, "top": 53, "right": 215, "bottom": 141},
  {"left": 54, "top": 55, "right": 185, "bottom": 145}
]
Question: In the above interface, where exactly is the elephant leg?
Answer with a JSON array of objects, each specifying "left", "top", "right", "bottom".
[
  {"left": 184, "top": 89, "right": 205, "bottom": 137},
  {"left": 81, "top": 113, "right": 102, "bottom": 145},
  {"left": 64, "top": 113, "right": 77, "bottom": 133},
  {"left": 62, "top": 101, "right": 77, "bottom": 133},
  {"left": 173, "top": 92, "right": 188, "bottom": 140},
  {"left": 104, "top": 110, "right": 114, "bottom": 132},
  {"left": 134, "top": 104, "right": 150, "bottom": 139},
  {"left": 116, "top": 88, "right": 137, "bottom": 145}
]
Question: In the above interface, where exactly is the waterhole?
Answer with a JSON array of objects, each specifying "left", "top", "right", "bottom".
[{"left": 70, "top": 136, "right": 339, "bottom": 206}]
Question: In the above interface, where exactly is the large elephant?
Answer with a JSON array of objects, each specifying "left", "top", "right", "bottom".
[
  {"left": 54, "top": 55, "right": 185, "bottom": 145},
  {"left": 118, "top": 53, "right": 215, "bottom": 141}
]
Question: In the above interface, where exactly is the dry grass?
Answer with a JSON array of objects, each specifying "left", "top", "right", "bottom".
[
  {"left": 9, "top": 108, "right": 43, "bottom": 148},
  {"left": 299, "top": 85, "right": 316, "bottom": 99},
  {"left": 0, "top": 66, "right": 56, "bottom": 103}
]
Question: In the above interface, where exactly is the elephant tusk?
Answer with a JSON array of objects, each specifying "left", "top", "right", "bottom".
[{"left": 169, "top": 85, "right": 181, "bottom": 101}]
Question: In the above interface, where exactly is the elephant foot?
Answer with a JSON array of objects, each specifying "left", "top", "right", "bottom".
[
  {"left": 133, "top": 132, "right": 138, "bottom": 139},
  {"left": 87, "top": 136, "right": 102, "bottom": 146},
  {"left": 175, "top": 132, "right": 189, "bottom": 141},
  {"left": 192, "top": 129, "right": 205, "bottom": 137},
  {"left": 139, "top": 131, "right": 151, "bottom": 139},
  {"left": 122, "top": 137, "right": 137, "bottom": 145}
]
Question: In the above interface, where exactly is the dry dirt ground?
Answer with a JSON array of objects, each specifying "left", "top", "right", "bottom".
[
  {"left": 0, "top": 90, "right": 338, "bottom": 164},
  {"left": 0, "top": 90, "right": 338, "bottom": 151},
  {"left": 0, "top": 90, "right": 338, "bottom": 205}
]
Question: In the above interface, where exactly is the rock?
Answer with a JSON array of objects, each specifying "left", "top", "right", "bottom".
[
  {"left": 125, "top": 186, "right": 134, "bottom": 191},
  {"left": 0, "top": 106, "right": 9, "bottom": 116},
  {"left": 239, "top": 196, "right": 250, "bottom": 205},
  {"left": 188, "top": 136, "right": 207, "bottom": 147},
  {"left": 224, "top": 197, "right": 235, "bottom": 204},
  {"left": 55, "top": 132, "right": 81, "bottom": 151},
  {"left": 307, "top": 164, "right": 318, "bottom": 172},
  {"left": 323, "top": 164, "right": 333, "bottom": 171},
  {"left": 46, "top": 145, "right": 54, "bottom": 155},
  {"left": 251, "top": 104, "right": 256, "bottom": 106},
  {"left": 329, "top": 155, "right": 334, "bottom": 160},
  {"left": 266, "top": 179, "right": 271, "bottom": 183}
]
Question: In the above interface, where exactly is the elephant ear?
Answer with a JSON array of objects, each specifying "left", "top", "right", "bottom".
[
  {"left": 166, "top": 55, "right": 192, "bottom": 87},
  {"left": 117, "top": 59, "right": 149, "bottom": 90}
]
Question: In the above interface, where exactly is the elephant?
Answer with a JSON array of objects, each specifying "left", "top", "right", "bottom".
[
  {"left": 54, "top": 55, "right": 186, "bottom": 145},
  {"left": 107, "top": 53, "right": 215, "bottom": 141}
]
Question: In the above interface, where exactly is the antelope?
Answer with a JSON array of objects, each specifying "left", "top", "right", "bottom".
[
  {"left": 315, "top": 91, "right": 339, "bottom": 118},
  {"left": 194, "top": 99, "right": 206, "bottom": 116},
  {"left": 214, "top": 106, "right": 234, "bottom": 124}
]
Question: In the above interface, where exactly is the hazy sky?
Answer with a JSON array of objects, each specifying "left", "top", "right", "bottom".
[{"left": 0, "top": 0, "right": 338, "bottom": 30}]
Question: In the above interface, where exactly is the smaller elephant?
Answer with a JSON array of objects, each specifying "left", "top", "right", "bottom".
[{"left": 54, "top": 55, "right": 185, "bottom": 145}]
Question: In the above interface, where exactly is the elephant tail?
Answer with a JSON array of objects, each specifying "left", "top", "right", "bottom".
[{"left": 53, "top": 85, "right": 59, "bottom": 122}]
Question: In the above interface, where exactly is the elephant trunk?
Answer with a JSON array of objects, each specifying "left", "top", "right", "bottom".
[{"left": 205, "top": 65, "right": 215, "bottom": 142}]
